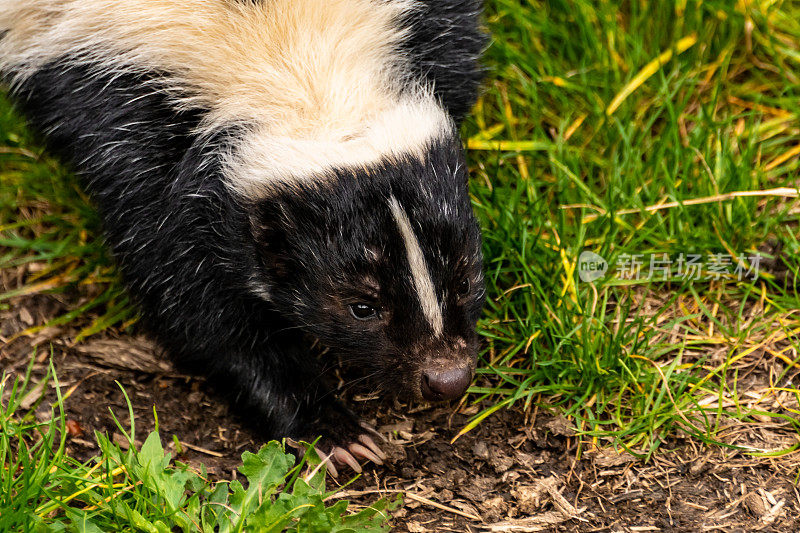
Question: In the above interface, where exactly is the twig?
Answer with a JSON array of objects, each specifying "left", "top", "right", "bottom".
[
  {"left": 561, "top": 187, "right": 800, "bottom": 223},
  {"left": 179, "top": 441, "right": 224, "bottom": 457},
  {"left": 405, "top": 492, "right": 482, "bottom": 521},
  {"left": 324, "top": 488, "right": 482, "bottom": 521}
]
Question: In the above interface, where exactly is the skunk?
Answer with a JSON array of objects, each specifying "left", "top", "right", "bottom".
[{"left": 1, "top": 0, "right": 486, "bottom": 474}]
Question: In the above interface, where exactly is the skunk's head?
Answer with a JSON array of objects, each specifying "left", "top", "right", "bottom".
[{"left": 250, "top": 137, "right": 485, "bottom": 402}]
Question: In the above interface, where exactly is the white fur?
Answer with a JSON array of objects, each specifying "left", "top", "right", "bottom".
[
  {"left": 0, "top": 0, "right": 453, "bottom": 196},
  {"left": 389, "top": 196, "right": 443, "bottom": 336},
  {"left": 227, "top": 97, "right": 452, "bottom": 195}
]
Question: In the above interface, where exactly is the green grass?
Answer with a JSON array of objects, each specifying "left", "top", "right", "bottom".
[
  {"left": 462, "top": 0, "right": 800, "bottom": 456},
  {"left": 2, "top": 0, "right": 800, "bottom": 526},
  {"left": 0, "top": 91, "right": 133, "bottom": 342},
  {"left": 0, "top": 361, "right": 398, "bottom": 532}
]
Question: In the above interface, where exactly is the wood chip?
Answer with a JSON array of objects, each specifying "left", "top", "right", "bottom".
[
  {"left": 71, "top": 337, "right": 173, "bottom": 374},
  {"left": 19, "top": 378, "right": 48, "bottom": 410},
  {"left": 482, "top": 512, "right": 571, "bottom": 532}
]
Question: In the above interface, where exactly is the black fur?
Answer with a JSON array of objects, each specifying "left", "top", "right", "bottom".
[
  {"left": 13, "top": 61, "right": 368, "bottom": 439},
  {"left": 7, "top": 1, "right": 487, "bottom": 449},
  {"left": 399, "top": 0, "right": 487, "bottom": 122}
]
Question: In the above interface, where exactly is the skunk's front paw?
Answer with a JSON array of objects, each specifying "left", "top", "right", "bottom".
[
  {"left": 289, "top": 401, "right": 388, "bottom": 478},
  {"left": 316, "top": 432, "right": 387, "bottom": 478}
]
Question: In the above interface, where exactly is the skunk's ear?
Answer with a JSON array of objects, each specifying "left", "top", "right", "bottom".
[{"left": 250, "top": 198, "right": 293, "bottom": 279}]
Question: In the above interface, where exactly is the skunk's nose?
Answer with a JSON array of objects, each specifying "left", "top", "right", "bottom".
[{"left": 420, "top": 367, "right": 471, "bottom": 401}]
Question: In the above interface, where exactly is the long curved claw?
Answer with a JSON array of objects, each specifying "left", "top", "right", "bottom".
[
  {"left": 348, "top": 442, "right": 383, "bottom": 465},
  {"left": 333, "top": 447, "right": 363, "bottom": 473},
  {"left": 358, "top": 434, "right": 387, "bottom": 461},
  {"left": 360, "top": 421, "right": 388, "bottom": 443},
  {"left": 314, "top": 447, "right": 338, "bottom": 479}
]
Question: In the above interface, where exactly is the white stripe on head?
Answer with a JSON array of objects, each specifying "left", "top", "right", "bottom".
[{"left": 389, "top": 196, "right": 443, "bottom": 336}]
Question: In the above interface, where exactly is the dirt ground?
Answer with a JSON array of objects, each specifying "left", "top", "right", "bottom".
[{"left": 2, "top": 289, "right": 800, "bottom": 532}]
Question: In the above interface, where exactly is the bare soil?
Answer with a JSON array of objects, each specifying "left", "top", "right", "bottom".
[{"left": 2, "top": 290, "right": 800, "bottom": 532}]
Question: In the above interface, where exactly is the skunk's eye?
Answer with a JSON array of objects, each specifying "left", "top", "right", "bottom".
[
  {"left": 456, "top": 278, "right": 471, "bottom": 297},
  {"left": 349, "top": 303, "right": 378, "bottom": 320}
]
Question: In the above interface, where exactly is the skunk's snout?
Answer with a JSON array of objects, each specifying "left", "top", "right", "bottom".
[{"left": 420, "top": 366, "right": 471, "bottom": 401}]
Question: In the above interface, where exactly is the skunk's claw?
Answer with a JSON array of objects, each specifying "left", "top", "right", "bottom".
[
  {"left": 360, "top": 421, "right": 389, "bottom": 443},
  {"left": 358, "top": 434, "right": 387, "bottom": 461},
  {"left": 313, "top": 447, "right": 338, "bottom": 478},
  {"left": 333, "top": 446, "right": 362, "bottom": 473},
  {"left": 314, "top": 433, "right": 388, "bottom": 479},
  {"left": 348, "top": 442, "right": 382, "bottom": 465}
]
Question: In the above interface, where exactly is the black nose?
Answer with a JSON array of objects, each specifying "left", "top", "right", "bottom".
[{"left": 420, "top": 367, "right": 471, "bottom": 401}]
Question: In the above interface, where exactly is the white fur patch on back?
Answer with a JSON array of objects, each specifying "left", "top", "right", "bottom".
[
  {"left": 0, "top": 0, "right": 452, "bottom": 195},
  {"left": 389, "top": 195, "right": 443, "bottom": 336},
  {"left": 226, "top": 96, "right": 452, "bottom": 196}
]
